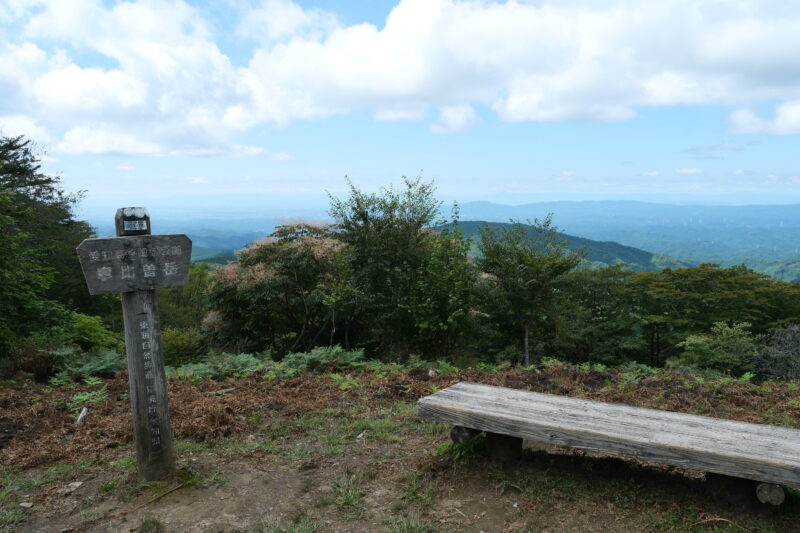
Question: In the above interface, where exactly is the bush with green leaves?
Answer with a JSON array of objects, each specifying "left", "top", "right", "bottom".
[
  {"left": 67, "top": 385, "right": 108, "bottom": 415},
  {"left": 28, "top": 311, "right": 117, "bottom": 351},
  {"left": 168, "top": 351, "right": 267, "bottom": 381},
  {"left": 281, "top": 346, "right": 366, "bottom": 374},
  {"left": 162, "top": 326, "right": 204, "bottom": 366},
  {"left": 48, "top": 346, "right": 124, "bottom": 384},
  {"left": 752, "top": 323, "right": 800, "bottom": 380},
  {"left": 675, "top": 322, "right": 757, "bottom": 376}
]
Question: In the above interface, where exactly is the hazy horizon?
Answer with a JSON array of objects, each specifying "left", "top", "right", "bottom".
[{"left": 78, "top": 193, "right": 800, "bottom": 226}]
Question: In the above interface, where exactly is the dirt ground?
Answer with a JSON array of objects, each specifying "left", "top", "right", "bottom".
[{"left": 2, "top": 366, "right": 800, "bottom": 532}]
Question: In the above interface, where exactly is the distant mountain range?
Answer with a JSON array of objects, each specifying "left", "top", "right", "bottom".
[
  {"left": 88, "top": 200, "right": 800, "bottom": 281},
  {"left": 455, "top": 221, "right": 686, "bottom": 272},
  {"left": 458, "top": 200, "right": 800, "bottom": 263}
]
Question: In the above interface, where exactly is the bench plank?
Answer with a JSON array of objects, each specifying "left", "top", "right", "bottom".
[{"left": 418, "top": 382, "right": 800, "bottom": 489}]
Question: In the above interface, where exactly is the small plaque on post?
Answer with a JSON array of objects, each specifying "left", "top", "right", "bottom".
[{"left": 115, "top": 207, "right": 151, "bottom": 236}]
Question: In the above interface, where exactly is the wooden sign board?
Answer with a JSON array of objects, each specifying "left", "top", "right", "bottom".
[
  {"left": 76, "top": 208, "right": 190, "bottom": 481},
  {"left": 76, "top": 234, "right": 192, "bottom": 295}
]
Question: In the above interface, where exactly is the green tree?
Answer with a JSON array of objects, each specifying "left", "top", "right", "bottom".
[
  {"left": 0, "top": 136, "right": 97, "bottom": 314},
  {"left": 207, "top": 223, "right": 345, "bottom": 354},
  {"left": 158, "top": 262, "right": 213, "bottom": 329},
  {"left": 625, "top": 264, "right": 800, "bottom": 365},
  {"left": 477, "top": 217, "right": 582, "bottom": 366},
  {"left": 0, "top": 191, "right": 59, "bottom": 360},
  {"left": 407, "top": 215, "right": 476, "bottom": 359},
  {"left": 676, "top": 321, "right": 757, "bottom": 376},
  {"left": 328, "top": 177, "right": 448, "bottom": 360},
  {"left": 555, "top": 265, "right": 644, "bottom": 365},
  {"left": 753, "top": 323, "right": 800, "bottom": 380}
]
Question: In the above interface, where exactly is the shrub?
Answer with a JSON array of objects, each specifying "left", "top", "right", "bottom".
[
  {"left": 29, "top": 312, "right": 117, "bottom": 351},
  {"left": 168, "top": 351, "right": 267, "bottom": 381},
  {"left": 49, "top": 346, "right": 124, "bottom": 383},
  {"left": 281, "top": 346, "right": 365, "bottom": 374},
  {"left": 67, "top": 386, "right": 108, "bottom": 416},
  {"left": 162, "top": 326, "right": 204, "bottom": 366},
  {"left": 752, "top": 323, "right": 800, "bottom": 380},
  {"left": 11, "top": 341, "right": 58, "bottom": 382},
  {"left": 675, "top": 322, "right": 756, "bottom": 376}
]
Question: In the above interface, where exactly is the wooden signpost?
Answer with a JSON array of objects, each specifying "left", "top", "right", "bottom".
[{"left": 76, "top": 208, "right": 192, "bottom": 481}]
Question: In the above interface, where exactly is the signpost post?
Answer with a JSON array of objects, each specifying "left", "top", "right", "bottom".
[{"left": 76, "top": 208, "right": 192, "bottom": 481}]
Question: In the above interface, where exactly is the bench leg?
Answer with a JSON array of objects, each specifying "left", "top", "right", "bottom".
[
  {"left": 486, "top": 432, "right": 523, "bottom": 462},
  {"left": 450, "top": 426, "right": 480, "bottom": 444},
  {"left": 756, "top": 483, "right": 785, "bottom": 506},
  {"left": 707, "top": 473, "right": 786, "bottom": 507}
]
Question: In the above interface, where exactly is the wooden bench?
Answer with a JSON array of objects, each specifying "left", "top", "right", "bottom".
[{"left": 418, "top": 382, "right": 800, "bottom": 505}]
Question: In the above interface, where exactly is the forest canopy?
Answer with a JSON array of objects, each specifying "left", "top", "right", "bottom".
[{"left": 3, "top": 135, "right": 800, "bottom": 382}]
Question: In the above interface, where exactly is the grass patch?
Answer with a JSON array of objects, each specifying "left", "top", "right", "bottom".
[
  {"left": 320, "top": 431, "right": 347, "bottom": 456},
  {"left": 491, "top": 471, "right": 522, "bottom": 496},
  {"left": 388, "top": 512, "right": 436, "bottom": 533},
  {"left": 294, "top": 414, "right": 325, "bottom": 433},
  {"left": 351, "top": 417, "right": 402, "bottom": 444},
  {"left": 390, "top": 401, "right": 418, "bottom": 417},
  {"left": 436, "top": 432, "right": 486, "bottom": 462},
  {"left": 329, "top": 373, "right": 361, "bottom": 390},
  {"left": 401, "top": 473, "right": 434, "bottom": 508},
  {"left": 222, "top": 438, "right": 275, "bottom": 456},
  {"left": 332, "top": 472, "right": 366, "bottom": 518},
  {"left": 122, "top": 479, "right": 154, "bottom": 501},
  {"left": 137, "top": 515, "right": 166, "bottom": 533},
  {"left": 177, "top": 464, "right": 226, "bottom": 488},
  {"left": 67, "top": 386, "right": 108, "bottom": 416},
  {"left": 2, "top": 459, "right": 100, "bottom": 496},
  {"left": 175, "top": 438, "right": 214, "bottom": 454},
  {"left": 413, "top": 420, "right": 446, "bottom": 439},
  {"left": 259, "top": 514, "right": 319, "bottom": 533},
  {"left": 0, "top": 508, "right": 27, "bottom": 533},
  {"left": 98, "top": 479, "right": 118, "bottom": 494}
]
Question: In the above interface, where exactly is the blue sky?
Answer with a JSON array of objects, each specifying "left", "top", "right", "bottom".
[{"left": 2, "top": 0, "right": 800, "bottom": 222}]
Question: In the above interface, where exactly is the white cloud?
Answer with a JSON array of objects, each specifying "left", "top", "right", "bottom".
[
  {"left": 676, "top": 168, "right": 702, "bottom": 175},
  {"left": 56, "top": 127, "right": 162, "bottom": 155},
  {"left": 0, "top": 114, "right": 51, "bottom": 141},
  {"left": 431, "top": 105, "right": 478, "bottom": 134},
  {"left": 237, "top": 0, "right": 337, "bottom": 44},
  {"left": 186, "top": 176, "right": 209, "bottom": 184},
  {"left": 732, "top": 169, "right": 745, "bottom": 175},
  {"left": 561, "top": 171, "right": 577, "bottom": 177},
  {"left": 5, "top": 0, "right": 800, "bottom": 155},
  {"left": 373, "top": 104, "right": 427, "bottom": 121},
  {"left": 269, "top": 151, "right": 293, "bottom": 161},
  {"left": 731, "top": 101, "right": 800, "bottom": 135},
  {"left": 33, "top": 65, "right": 146, "bottom": 114},
  {"left": 118, "top": 163, "right": 135, "bottom": 171},
  {"left": 642, "top": 171, "right": 659, "bottom": 177}
]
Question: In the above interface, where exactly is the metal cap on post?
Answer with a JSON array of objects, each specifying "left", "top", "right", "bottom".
[{"left": 115, "top": 207, "right": 151, "bottom": 236}]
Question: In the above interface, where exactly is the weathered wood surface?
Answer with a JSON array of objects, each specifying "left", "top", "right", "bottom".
[
  {"left": 756, "top": 482, "right": 786, "bottom": 505},
  {"left": 418, "top": 382, "right": 800, "bottom": 489},
  {"left": 77, "top": 207, "right": 179, "bottom": 481},
  {"left": 122, "top": 289, "right": 175, "bottom": 480},
  {"left": 76, "top": 234, "right": 191, "bottom": 295}
]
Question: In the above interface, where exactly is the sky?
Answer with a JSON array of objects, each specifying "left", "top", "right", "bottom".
[{"left": 2, "top": 0, "right": 800, "bottom": 221}]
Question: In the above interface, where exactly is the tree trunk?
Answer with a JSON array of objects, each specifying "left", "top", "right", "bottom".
[
  {"left": 655, "top": 324, "right": 661, "bottom": 366},
  {"left": 329, "top": 309, "right": 336, "bottom": 347},
  {"left": 523, "top": 324, "right": 530, "bottom": 367}
]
